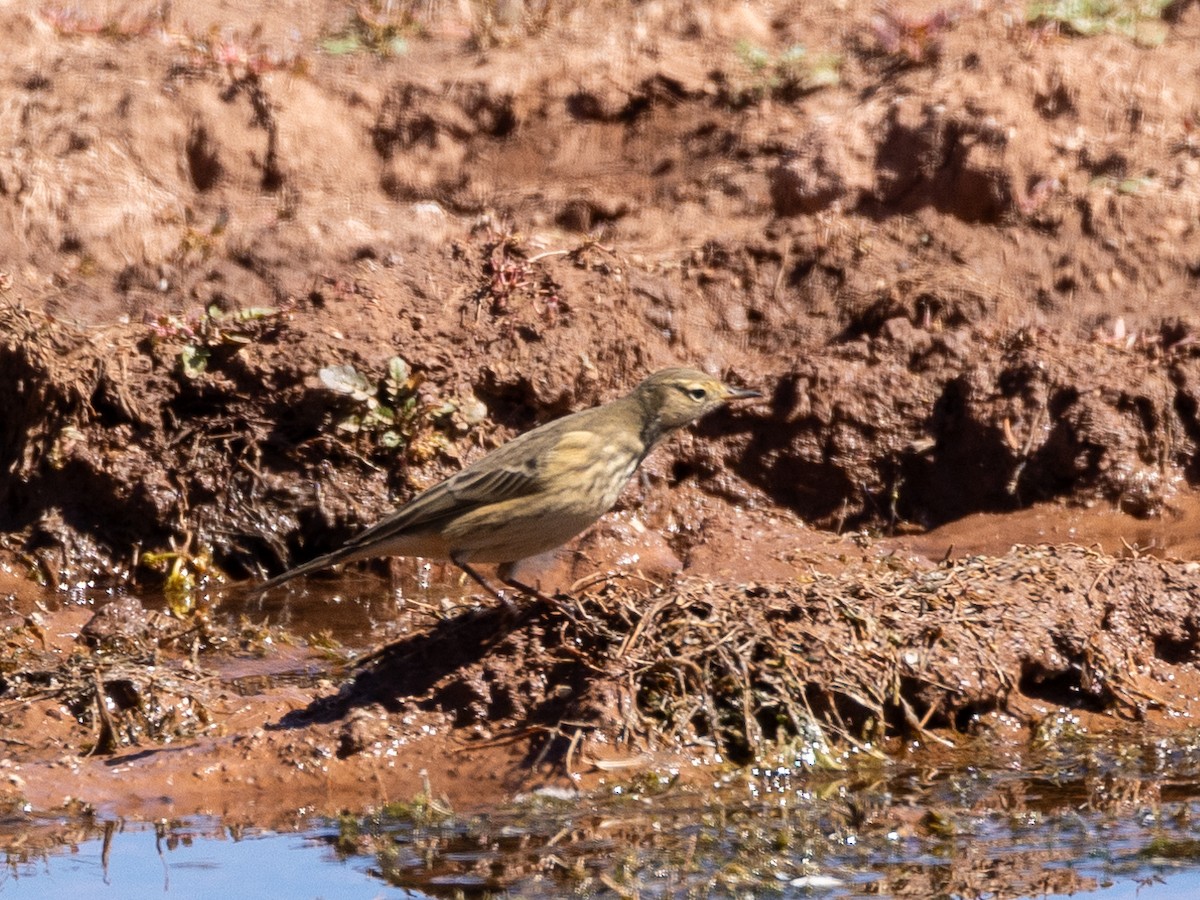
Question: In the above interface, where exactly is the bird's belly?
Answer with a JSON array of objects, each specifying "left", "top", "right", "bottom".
[
  {"left": 446, "top": 455, "right": 639, "bottom": 563},
  {"left": 447, "top": 506, "right": 608, "bottom": 563}
]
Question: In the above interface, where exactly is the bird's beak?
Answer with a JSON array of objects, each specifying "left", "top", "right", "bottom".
[{"left": 721, "top": 384, "right": 763, "bottom": 401}]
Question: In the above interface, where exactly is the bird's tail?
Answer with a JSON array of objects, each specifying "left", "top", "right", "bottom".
[{"left": 241, "top": 544, "right": 369, "bottom": 598}]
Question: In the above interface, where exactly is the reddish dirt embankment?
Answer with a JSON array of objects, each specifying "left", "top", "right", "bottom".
[{"left": 2, "top": 0, "right": 1200, "bottom": 823}]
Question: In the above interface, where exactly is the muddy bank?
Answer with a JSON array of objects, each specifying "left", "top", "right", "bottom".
[
  {"left": 259, "top": 543, "right": 1200, "bottom": 763},
  {"left": 3, "top": 301, "right": 1199, "bottom": 590},
  {"left": 2, "top": 538, "right": 1199, "bottom": 823},
  {"left": 3, "top": 0, "right": 1200, "bottom": 838}
]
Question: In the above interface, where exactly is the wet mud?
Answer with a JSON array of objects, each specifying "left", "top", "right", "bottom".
[{"left": 1, "top": 0, "right": 1200, "bottom": 877}]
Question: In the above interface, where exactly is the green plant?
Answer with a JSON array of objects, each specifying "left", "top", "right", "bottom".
[
  {"left": 319, "top": 356, "right": 439, "bottom": 451},
  {"left": 1088, "top": 173, "right": 1156, "bottom": 195},
  {"left": 378, "top": 778, "right": 454, "bottom": 826},
  {"left": 321, "top": 2, "right": 417, "bottom": 56},
  {"left": 148, "top": 304, "right": 282, "bottom": 379},
  {"left": 732, "top": 41, "right": 841, "bottom": 102},
  {"left": 141, "top": 541, "right": 223, "bottom": 618},
  {"left": 1027, "top": 0, "right": 1173, "bottom": 46}
]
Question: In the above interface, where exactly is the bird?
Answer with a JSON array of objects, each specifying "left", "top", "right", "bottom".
[{"left": 247, "top": 367, "right": 761, "bottom": 602}]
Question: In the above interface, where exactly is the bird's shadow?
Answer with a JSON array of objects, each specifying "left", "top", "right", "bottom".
[{"left": 272, "top": 598, "right": 552, "bottom": 730}]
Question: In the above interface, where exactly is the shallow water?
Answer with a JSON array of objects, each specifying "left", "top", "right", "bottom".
[
  {"left": 0, "top": 819, "right": 421, "bottom": 899},
  {"left": 900, "top": 493, "right": 1200, "bottom": 563},
  {"left": 7, "top": 734, "right": 1200, "bottom": 899}
]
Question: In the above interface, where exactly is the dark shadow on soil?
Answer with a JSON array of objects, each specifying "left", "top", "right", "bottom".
[{"left": 273, "top": 599, "right": 553, "bottom": 728}]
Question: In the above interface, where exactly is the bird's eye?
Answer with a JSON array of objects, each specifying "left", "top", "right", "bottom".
[{"left": 686, "top": 387, "right": 707, "bottom": 401}]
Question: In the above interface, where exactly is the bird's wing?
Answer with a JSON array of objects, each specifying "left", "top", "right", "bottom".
[{"left": 336, "top": 425, "right": 560, "bottom": 553}]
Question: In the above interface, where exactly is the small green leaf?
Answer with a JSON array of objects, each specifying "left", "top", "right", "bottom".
[
  {"left": 805, "top": 55, "right": 842, "bottom": 89},
  {"left": 736, "top": 39, "right": 771, "bottom": 72},
  {"left": 180, "top": 344, "right": 210, "bottom": 378},
  {"left": 387, "top": 356, "right": 410, "bottom": 387},
  {"left": 320, "top": 364, "right": 373, "bottom": 400},
  {"left": 461, "top": 397, "right": 489, "bottom": 425},
  {"left": 379, "top": 430, "right": 404, "bottom": 448},
  {"left": 1118, "top": 177, "right": 1151, "bottom": 194},
  {"left": 161, "top": 556, "right": 196, "bottom": 617},
  {"left": 779, "top": 44, "right": 808, "bottom": 64},
  {"left": 366, "top": 405, "right": 395, "bottom": 426},
  {"left": 322, "top": 35, "right": 362, "bottom": 55}
]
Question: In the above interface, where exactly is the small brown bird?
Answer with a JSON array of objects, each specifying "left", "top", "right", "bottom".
[{"left": 249, "top": 367, "right": 760, "bottom": 601}]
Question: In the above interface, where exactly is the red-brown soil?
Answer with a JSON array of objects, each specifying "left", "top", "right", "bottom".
[{"left": 2, "top": 0, "right": 1200, "bottom": 827}]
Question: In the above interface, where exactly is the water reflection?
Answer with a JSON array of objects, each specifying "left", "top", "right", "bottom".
[
  {"left": 0, "top": 816, "right": 428, "bottom": 898},
  {"left": 219, "top": 568, "right": 483, "bottom": 646},
  {"left": 5, "top": 734, "right": 1200, "bottom": 898}
]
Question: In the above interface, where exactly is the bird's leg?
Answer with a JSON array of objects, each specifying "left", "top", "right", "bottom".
[
  {"left": 451, "top": 555, "right": 511, "bottom": 606},
  {"left": 497, "top": 561, "right": 559, "bottom": 606},
  {"left": 451, "top": 555, "right": 557, "bottom": 608}
]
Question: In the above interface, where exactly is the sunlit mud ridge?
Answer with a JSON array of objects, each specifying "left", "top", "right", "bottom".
[
  {"left": 5, "top": 542, "right": 1195, "bottom": 782},
  {"left": 298, "top": 544, "right": 1200, "bottom": 765}
]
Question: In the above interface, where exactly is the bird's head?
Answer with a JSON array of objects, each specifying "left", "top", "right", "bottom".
[{"left": 633, "top": 367, "right": 762, "bottom": 438}]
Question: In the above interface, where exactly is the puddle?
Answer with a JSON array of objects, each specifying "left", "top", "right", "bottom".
[
  {"left": 211, "top": 568, "right": 486, "bottom": 648},
  {"left": 7, "top": 734, "right": 1200, "bottom": 898},
  {"left": 896, "top": 493, "right": 1200, "bottom": 563},
  {"left": 0, "top": 818, "right": 414, "bottom": 899}
]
